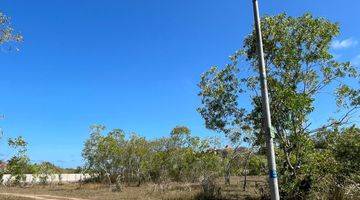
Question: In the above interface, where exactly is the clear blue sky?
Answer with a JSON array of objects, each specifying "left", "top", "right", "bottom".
[{"left": 0, "top": 0, "right": 359, "bottom": 167}]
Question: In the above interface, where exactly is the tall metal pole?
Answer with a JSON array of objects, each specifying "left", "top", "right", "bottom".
[{"left": 252, "top": 0, "right": 280, "bottom": 199}]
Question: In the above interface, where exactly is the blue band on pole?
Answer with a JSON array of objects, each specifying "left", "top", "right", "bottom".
[{"left": 269, "top": 170, "right": 277, "bottom": 178}]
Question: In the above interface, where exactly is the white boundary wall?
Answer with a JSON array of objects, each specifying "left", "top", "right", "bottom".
[{"left": 2, "top": 174, "right": 90, "bottom": 184}]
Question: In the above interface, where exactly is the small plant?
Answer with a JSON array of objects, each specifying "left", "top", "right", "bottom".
[{"left": 7, "top": 137, "right": 30, "bottom": 186}]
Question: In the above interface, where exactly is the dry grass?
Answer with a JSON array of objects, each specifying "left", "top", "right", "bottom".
[
  {"left": 0, "top": 176, "right": 267, "bottom": 200},
  {"left": 0, "top": 196, "right": 31, "bottom": 200},
  {"left": 0, "top": 183, "right": 199, "bottom": 200}
]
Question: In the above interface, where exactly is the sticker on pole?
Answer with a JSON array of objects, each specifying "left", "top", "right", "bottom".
[
  {"left": 270, "top": 126, "right": 276, "bottom": 138},
  {"left": 269, "top": 170, "right": 277, "bottom": 178}
]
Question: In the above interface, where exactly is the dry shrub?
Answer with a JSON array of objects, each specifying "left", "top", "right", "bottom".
[{"left": 197, "top": 176, "right": 222, "bottom": 200}]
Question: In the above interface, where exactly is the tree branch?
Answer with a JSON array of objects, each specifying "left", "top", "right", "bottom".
[{"left": 308, "top": 106, "right": 359, "bottom": 134}]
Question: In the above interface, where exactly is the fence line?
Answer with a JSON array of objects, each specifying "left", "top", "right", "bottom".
[{"left": 2, "top": 174, "right": 90, "bottom": 184}]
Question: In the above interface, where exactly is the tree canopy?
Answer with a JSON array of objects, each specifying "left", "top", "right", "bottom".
[{"left": 198, "top": 13, "right": 359, "bottom": 199}]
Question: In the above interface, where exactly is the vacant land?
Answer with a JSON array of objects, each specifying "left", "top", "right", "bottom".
[{"left": 0, "top": 176, "right": 267, "bottom": 200}]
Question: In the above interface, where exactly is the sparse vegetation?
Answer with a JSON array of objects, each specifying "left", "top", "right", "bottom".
[
  {"left": 0, "top": 4, "right": 359, "bottom": 200},
  {"left": 0, "top": 176, "right": 267, "bottom": 200}
]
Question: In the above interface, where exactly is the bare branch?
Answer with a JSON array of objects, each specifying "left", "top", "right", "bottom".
[{"left": 308, "top": 106, "right": 359, "bottom": 134}]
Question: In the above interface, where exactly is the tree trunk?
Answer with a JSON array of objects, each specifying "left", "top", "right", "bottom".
[
  {"left": 243, "top": 164, "right": 248, "bottom": 191},
  {"left": 106, "top": 174, "right": 112, "bottom": 191},
  {"left": 224, "top": 163, "right": 231, "bottom": 185},
  {"left": 243, "top": 152, "right": 251, "bottom": 191}
]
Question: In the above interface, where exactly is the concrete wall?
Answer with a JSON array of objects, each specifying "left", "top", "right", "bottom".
[{"left": 2, "top": 174, "right": 90, "bottom": 184}]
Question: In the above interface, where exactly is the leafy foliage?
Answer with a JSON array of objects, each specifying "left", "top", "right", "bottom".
[
  {"left": 198, "top": 13, "right": 359, "bottom": 199},
  {"left": 32, "top": 162, "right": 62, "bottom": 184},
  {"left": 198, "top": 62, "right": 245, "bottom": 143},
  {"left": 0, "top": 11, "right": 23, "bottom": 185},
  {"left": 6, "top": 137, "right": 30, "bottom": 185},
  {"left": 82, "top": 125, "right": 225, "bottom": 188},
  {"left": 0, "top": 12, "right": 23, "bottom": 50}
]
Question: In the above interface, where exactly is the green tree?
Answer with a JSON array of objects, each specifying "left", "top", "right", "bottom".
[
  {"left": 302, "top": 126, "right": 360, "bottom": 199},
  {"left": 198, "top": 63, "right": 244, "bottom": 143},
  {"left": 32, "top": 162, "right": 61, "bottom": 185},
  {"left": 6, "top": 136, "right": 30, "bottom": 185},
  {"left": 0, "top": 11, "right": 22, "bottom": 167},
  {"left": 166, "top": 126, "right": 222, "bottom": 183},
  {"left": 198, "top": 13, "right": 359, "bottom": 199},
  {"left": 144, "top": 137, "right": 170, "bottom": 182},
  {"left": 248, "top": 154, "right": 267, "bottom": 176},
  {"left": 82, "top": 125, "right": 223, "bottom": 187},
  {"left": 123, "top": 133, "right": 149, "bottom": 185},
  {"left": 82, "top": 125, "right": 127, "bottom": 189},
  {"left": 166, "top": 126, "right": 193, "bottom": 182}
]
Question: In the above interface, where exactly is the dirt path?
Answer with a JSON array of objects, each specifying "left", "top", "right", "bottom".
[{"left": 0, "top": 193, "right": 89, "bottom": 200}]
